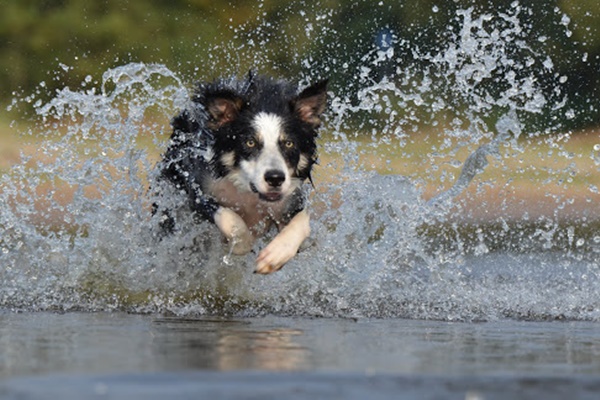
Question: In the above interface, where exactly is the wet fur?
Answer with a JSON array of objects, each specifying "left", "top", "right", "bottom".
[{"left": 155, "top": 73, "right": 327, "bottom": 274}]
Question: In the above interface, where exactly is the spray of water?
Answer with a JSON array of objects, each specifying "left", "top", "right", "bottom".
[{"left": 1, "top": 4, "right": 599, "bottom": 321}]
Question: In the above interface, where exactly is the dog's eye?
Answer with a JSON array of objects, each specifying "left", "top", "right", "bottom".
[
  {"left": 246, "top": 139, "right": 256, "bottom": 148},
  {"left": 284, "top": 140, "right": 294, "bottom": 149}
]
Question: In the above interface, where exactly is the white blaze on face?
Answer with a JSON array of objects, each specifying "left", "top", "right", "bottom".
[{"left": 239, "top": 112, "right": 293, "bottom": 195}]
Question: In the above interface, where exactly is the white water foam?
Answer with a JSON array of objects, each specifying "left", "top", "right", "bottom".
[{"left": 1, "top": 5, "right": 598, "bottom": 321}]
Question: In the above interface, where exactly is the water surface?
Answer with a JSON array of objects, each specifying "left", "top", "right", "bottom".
[{"left": 2, "top": 312, "right": 600, "bottom": 399}]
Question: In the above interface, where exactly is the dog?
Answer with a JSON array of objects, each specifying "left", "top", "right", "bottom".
[{"left": 154, "top": 72, "right": 328, "bottom": 274}]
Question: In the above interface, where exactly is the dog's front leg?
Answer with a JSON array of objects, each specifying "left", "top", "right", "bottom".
[
  {"left": 214, "top": 207, "right": 254, "bottom": 255},
  {"left": 255, "top": 209, "right": 310, "bottom": 274}
]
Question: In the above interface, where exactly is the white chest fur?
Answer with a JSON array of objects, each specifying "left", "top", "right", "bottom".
[{"left": 207, "top": 178, "right": 288, "bottom": 234}]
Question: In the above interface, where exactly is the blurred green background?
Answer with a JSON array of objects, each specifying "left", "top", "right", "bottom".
[{"left": 0, "top": 0, "right": 599, "bottom": 132}]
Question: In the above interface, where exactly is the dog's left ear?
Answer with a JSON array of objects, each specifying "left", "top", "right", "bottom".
[
  {"left": 204, "top": 92, "right": 245, "bottom": 130},
  {"left": 292, "top": 79, "right": 328, "bottom": 128}
]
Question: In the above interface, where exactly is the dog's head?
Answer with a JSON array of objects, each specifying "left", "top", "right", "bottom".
[{"left": 197, "top": 75, "right": 328, "bottom": 202}]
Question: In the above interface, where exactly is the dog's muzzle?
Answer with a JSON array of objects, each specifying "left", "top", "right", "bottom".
[
  {"left": 250, "top": 169, "right": 286, "bottom": 202},
  {"left": 264, "top": 169, "right": 285, "bottom": 188}
]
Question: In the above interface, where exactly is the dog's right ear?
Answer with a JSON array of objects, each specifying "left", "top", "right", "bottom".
[
  {"left": 204, "top": 92, "right": 244, "bottom": 129},
  {"left": 293, "top": 79, "right": 328, "bottom": 128}
]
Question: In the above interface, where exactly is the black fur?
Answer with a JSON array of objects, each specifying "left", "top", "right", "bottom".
[{"left": 154, "top": 73, "right": 328, "bottom": 232}]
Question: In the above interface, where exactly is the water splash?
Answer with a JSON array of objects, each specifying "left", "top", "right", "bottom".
[{"left": 1, "top": 5, "right": 599, "bottom": 321}]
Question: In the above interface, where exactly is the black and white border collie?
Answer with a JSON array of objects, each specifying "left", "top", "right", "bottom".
[{"left": 155, "top": 72, "right": 327, "bottom": 274}]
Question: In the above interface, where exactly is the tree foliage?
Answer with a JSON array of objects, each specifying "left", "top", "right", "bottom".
[{"left": 1, "top": 0, "right": 599, "bottom": 130}]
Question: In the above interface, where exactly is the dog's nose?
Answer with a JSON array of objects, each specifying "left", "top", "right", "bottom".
[{"left": 264, "top": 169, "right": 285, "bottom": 187}]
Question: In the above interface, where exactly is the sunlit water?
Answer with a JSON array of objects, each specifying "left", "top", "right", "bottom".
[{"left": 1, "top": 4, "right": 599, "bottom": 325}]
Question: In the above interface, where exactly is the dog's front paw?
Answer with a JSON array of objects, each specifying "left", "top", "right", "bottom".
[
  {"left": 255, "top": 238, "right": 300, "bottom": 274},
  {"left": 214, "top": 207, "right": 254, "bottom": 255},
  {"left": 255, "top": 209, "right": 310, "bottom": 274}
]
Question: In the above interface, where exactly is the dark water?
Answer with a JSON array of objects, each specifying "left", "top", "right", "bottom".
[{"left": 2, "top": 312, "right": 600, "bottom": 399}]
